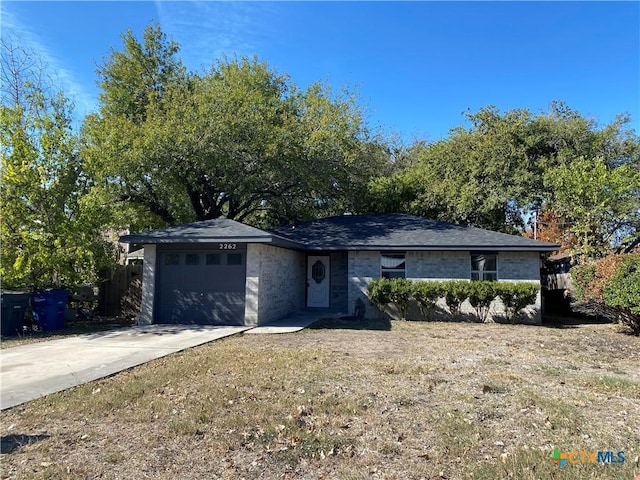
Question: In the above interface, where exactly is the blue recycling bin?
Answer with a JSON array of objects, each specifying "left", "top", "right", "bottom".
[
  {"left": 1, "top": 291, "right": 31, "bottom": 336},
  {"left": 31, "top": 289, "right": 68, "bottom": 332}
]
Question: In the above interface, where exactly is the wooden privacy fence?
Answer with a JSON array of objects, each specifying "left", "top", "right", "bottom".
[{"left": 99, "top": 264, "right": 143, "bottom": 317}]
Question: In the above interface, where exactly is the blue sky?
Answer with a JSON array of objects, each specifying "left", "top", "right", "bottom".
[{"left": 2, "top": 1, "right": 638, "bottom": 141}]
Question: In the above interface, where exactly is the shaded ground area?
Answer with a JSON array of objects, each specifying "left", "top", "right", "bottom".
[
  {"left": 1, "top": 320, "right": 638, "bottom": 479},
  {"left": 308, "top": 316, "right": 392, "bottom": 331},
  {"left": 0, "top": 317, "right": 132, "bottom": 349}
]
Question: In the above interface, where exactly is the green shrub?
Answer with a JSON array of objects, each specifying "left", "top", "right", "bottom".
[
  {"left": 603, "top": 256, "right": 640, "bottom": 314},
  {"left": 602, "top": 255, "right": 640, "bottom": 334},
  {"left": 412, "top": 281, "right": 442, "bottom": 321},
  {"left": 367, "top": 278, "right": 540, "bottom": 325},
  {"left": 571, "top": 263, "right": 597, "bottom": 302},
  {"left": 570, "top": 253, "right": 639, "bottom": 335},
  {"left": 388, "top": 278, "right": 413, "bottom": 320},
  {"left": 495, "top": 283, "right": 539, "bottom": 323},
  {"left": 443, "top": 280, "right": 470, "bottom": 321},
  {"left": 366, "top": 278, "right": 413, "bottom": 319},
  {"left": 467, "top": 281, "right": 496, "bottom": 323},
  {"left": 367, "top": 279, "right": 391, "bottom": 314}
]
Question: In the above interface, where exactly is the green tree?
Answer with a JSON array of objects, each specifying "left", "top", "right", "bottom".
[
  {"left": 544, "top": 156, "right": 640, "bottom": 258},
  {"left": 1, "top": 42, "right": 115, "bottom": 289},
  {"left": 361, "top": 103, "right": 639, "bottom": 236},
  {"left": 82, "top": 25, "right": 188, "bottom": 227},
  {"left": 96, "top": 24, "right": 185, "bottom": 122},
  {"left": 85, "top": 25, "right": 385, "bottom": 228}
]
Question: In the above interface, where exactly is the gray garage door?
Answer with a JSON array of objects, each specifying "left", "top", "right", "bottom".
[{"left": 156, "top": 248, "right": 246, "bottom": 325}]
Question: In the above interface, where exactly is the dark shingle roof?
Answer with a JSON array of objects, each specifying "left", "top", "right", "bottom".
[
  {"left": 270, "top": 214, "right": 559, "bottom": 252},
  {"left": 120, "top": 218, "right": 299, "bottom": 249},
  {"left": 120, "top": 214, "right": 559, "bottom": 252}
]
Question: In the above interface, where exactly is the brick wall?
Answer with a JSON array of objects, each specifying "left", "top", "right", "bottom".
[
  {"left": 498, "top": 251, "right": 541, "bottom": 281},
  {"left": 138, "top": 244, "right": 156, "bottom": 325},
  {"left": 407, "top": 251, "right": 470, "bottom": 280},
  {"left": 245, "top": 243, "right": 306, "bottom": 326},
  {"left": 330, "top": 252, "right": 349, "bottom": 312},
  {"left": 347, "top": 251, "right": 380, "bottom": 318},
  {"left": 348, "top": 250, "right": 543, "bottom": 324}
]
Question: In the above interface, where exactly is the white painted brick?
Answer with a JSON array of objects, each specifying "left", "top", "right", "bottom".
[{"left": 138, "top": 244, "right": 156, "bottom": 325}]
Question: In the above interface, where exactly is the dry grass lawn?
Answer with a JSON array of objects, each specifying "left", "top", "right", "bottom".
[{"left": 1, "top": 319, "right": 639, "bottom": 479}]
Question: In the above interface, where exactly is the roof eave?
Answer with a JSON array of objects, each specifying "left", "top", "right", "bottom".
[
  {"left": 119, "top": 234, "right": 306, "bottom": 250},
  {"left": 302, "top": 244, "right": 560, "bottom": 252},
  {"left": 119, "top": 235, "right": 274, "bottom": 244}
]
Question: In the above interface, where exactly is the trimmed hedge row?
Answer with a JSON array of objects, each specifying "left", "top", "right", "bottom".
[{"left": 367, "top": 278, "right": 539, "bottom": 323}]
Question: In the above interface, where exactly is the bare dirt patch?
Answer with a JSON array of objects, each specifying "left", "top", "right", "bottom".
[{"left": 1, "top": 320, "right": 638, "bottom": 479}]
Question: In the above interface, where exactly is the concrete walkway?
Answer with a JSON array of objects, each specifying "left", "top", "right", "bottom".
[
  {"left": 246, "top": 310, "right": 342, "bottom": 334},
  {"left": 0, "top": 325, "right": 250, "bottom": 410}
]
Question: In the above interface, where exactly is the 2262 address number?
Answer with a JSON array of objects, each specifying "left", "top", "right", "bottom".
[{"left": 219, "top": 243, "right": 237, "bottom": 250}]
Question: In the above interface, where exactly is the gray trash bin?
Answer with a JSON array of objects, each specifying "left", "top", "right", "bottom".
[{"left": 1, "top": 291, "right": 31, "bottom": 337}]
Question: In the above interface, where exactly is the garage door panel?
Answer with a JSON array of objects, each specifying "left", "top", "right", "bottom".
[
  {"left": 163, "top": 305, "right": 244, "bottom": 326},
  {"left": 157, "top": 250, "right": 246, "bottom": 325}
]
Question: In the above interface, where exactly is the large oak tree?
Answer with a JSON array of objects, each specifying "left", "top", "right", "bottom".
[{"left": 84, "top": 25, "right": 387, "bottom": 229}]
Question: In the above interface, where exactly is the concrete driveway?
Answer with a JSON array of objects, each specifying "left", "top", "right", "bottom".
[{"left": 0, "top": 324, "right": 250, "bottom": 410}]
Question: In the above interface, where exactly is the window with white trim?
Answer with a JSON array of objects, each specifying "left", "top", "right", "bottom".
[
  {"left": 471, "top": 253, "right": 497, "bottom": 281},
  {"left": 381, "top": 252, "right": 406, "bottom": 279}
]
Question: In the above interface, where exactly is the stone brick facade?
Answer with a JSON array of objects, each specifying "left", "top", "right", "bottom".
[
  {"left": 329, "top": 252, "right": 349, "bottom": 312},
  {"left": 245, "top": 244, "right": 306, "bottom": 326},
  {"left": 498, "top": 251, "right": 541, "bottom": 281},
  {"left": 138, "top": 244, "right": 156, "bottom": 325},
  {"left": 407, "top": 251, "right": 470, "bottom": 280},
  {"left": 347, "top": 250, "right": 543, "bottom": 323},
  {"left": 347, "top": 251, "right": 381, "bottom": 319}
]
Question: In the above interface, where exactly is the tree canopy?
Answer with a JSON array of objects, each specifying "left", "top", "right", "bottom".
[
  {"left": 544, "top": 156, "right": 639, "bottom": 258},
  {"left": 1, "top": 38, "right": 115, "bottom": 289},
  {"left": 361, "top": 103, "right": 640, "bottom": 253},
  {"left": 2, "top": 23, "right": 639, "bottom": 294},
  {"left": 84, "top": 25, "right": 387, "bottom": 229}
]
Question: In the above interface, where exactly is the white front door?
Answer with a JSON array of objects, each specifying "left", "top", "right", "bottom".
[{"left": 307, "top": 255, "right": 330, "bottom": 308}]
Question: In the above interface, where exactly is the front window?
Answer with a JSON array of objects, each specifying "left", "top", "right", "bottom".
[
  {"left": 381, "top": 253, "right": 406, "bottom": 279},
  {"left": 471, "top": 253, "right": 497, "bottom": 281}
]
